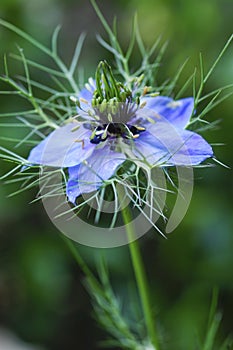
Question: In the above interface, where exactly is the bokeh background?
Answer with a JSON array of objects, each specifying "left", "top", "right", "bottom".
[{"left": 0, "top": 0, "right": 232, "bottom": 349}]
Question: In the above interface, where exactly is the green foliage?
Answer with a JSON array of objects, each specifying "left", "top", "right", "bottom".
[
  {"left": 64, "top": 237, "right": 148, "bottom": 350},
  {"left": 199, "top": 288, "right": 232, "bottom": 350}
]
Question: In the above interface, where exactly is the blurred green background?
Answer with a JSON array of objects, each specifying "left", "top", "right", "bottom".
[{"left": 0, "top": 0, "right": 232, "bottom": 349}]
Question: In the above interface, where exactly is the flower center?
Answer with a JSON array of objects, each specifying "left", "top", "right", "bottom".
[
  {"left": 88, "top": 61, "right": 145, "bottom": 144},
  {"left": 90, "top": 122, "right": 145, "bottom": 144}
]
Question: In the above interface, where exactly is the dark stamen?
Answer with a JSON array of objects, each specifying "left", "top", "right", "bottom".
[{"left": 90, "top": 123, "right": 145, "bottom": 144}]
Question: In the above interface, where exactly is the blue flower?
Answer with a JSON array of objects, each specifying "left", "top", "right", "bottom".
[{"left": 26, "top": 62, "right": 213, "bottom": 205}]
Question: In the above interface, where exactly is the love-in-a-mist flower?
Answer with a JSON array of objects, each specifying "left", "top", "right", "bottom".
[{"left": 27, "top": 61, "right": 213, "bottom": 204}]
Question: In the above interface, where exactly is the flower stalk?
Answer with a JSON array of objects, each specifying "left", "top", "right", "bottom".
[{"left": 119, "top": 187, "right": 160, "bottom": 350}]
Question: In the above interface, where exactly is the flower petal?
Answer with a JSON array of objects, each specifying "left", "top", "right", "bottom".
[
  {"left": 133, "top": 122, "right": 213, "bottom": 166},
  {"left": 27, "top": 122, "right": 95, "bottom": 167},
  {"left": 66, "top": 145, "right": 126, "bottom": 203},
  {"left": 140, "top": 96, "right": 194, "bottom": 128},
  {"left": 74, "top": 83, "right": 98, "bottom": 122},
  {"left": 79, "top": 78, "right": 96, "bottom": 100},
  {"left": 78, "top": 87, "right": 93, "bottom": 102},
  {"left": 77, "top": 79, "right": 96, "bottom": 111}
]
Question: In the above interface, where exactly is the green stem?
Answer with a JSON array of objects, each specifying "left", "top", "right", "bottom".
[
  {"left": 61, "top": 235, "right": 96, "bottom": 280},
  {"left": 120, "top": 193, "right": 160, "bottom": 350}
]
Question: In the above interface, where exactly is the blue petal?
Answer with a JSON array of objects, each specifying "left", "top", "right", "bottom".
[
  {"left": 133, "top": 122, "right": 213, "bottom": 166},
  {"left": 79, "top": 79, "right": 95, "bottom": 101},
  {"left": 27, "top": 122, "right": 95, "bottom": 167},
  {"left": 140, "top": 96, "right": 194, "bottom": 128},
  {"left": 66, "top": 145, "right": 126, "bottom": 204},
  {"left": 74, "top": 90, "right": 95, "bottom": 122},
  {"left": 79, "top": 87, "right": 93, "bottom": 102},
  {"left": 77, "top": 79, "right": 96, "bottom": 112}
]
